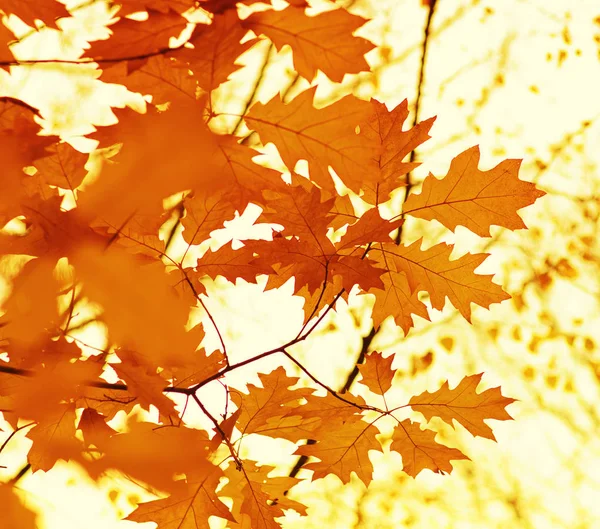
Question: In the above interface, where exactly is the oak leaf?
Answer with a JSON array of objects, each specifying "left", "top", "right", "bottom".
[
  {"left": 390, "top": 419, "right": 469, "bottom": 477},
  {"left": 371, "top": 240, "right": 510, "bottom": 322},
  {"left": 409, "top": 372, "right": 516, "bottom": 440},
  {"left": 0, "top": 0, "right": 70, "bottom": 28},
  {"left": 243, "top": 6, "right": 373, "bottom": 82},
  {"left": 357, "top": 351, "right": 396, "bottom": 396},
  {"left": 127, "top": 469, "right": 234, "bottom": 529},
  {"left": 360, "top": 99, "right": 435, "bottom": 204},
  {"left": 294, "top": 415, "right": 382, "bottom": 485},
  {"left": 170, "top": 10, "right": 255, "bottom": 92},
  {"left": 403, "top": 146, "right": 546, "bottom": 236},
  {"left": 246, "top": 87, "right": 379, "bottom": 194},
  {"left": 84, "top": 9, "right": 187, "bottom": 72}
]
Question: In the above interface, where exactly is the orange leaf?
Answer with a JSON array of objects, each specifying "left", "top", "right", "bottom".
[
  {"left": 71, "top": 242, "right": 200, "bottom": 370},
  {"left": 294, "top": 416, "right": 382, "bottom": 485},
  {"left": 32, "top": 141, "right": 88, "bottom": 191},
  {"left": 372, "top": 240, "right": 510, "bottom": 322},
  {"left": 0, "top": 484, "right": 39, "bottom": 528},
  {"left": 27, "top": 403, "right": 82, "bottom": 472},
  {"left": 127, "top": 469, "right": 234, "bottom": 529},
  {"left": 403, "top": 146, "right": 546, "bottom": 236},
  {"left": 100, "top": 55, "right": 200, "bottom": 106},
  {"left": 233, "top": 366, "right": 316, "bottom": 442},
  {"left": 390, "top": 419, "right": 469, "bottom": 478},
  {"left": 360, "top": 99, "right": 435, "bottom": 204},
  {"left": 243, "top": 6, "right": 373, "bottom": 82},
  {"left": 357, "top": 351, "right": 396, "bottom": 395},
  {"left": 336, "top": 207, "right": 403, "bottom": 252},
  {"left": 171, "top": 10, "right": 254, "bottom": 91},
  {"left": 0, "top": 0, "right": 70, "bottom": 28},
  {"left": 409, "top": 373, "right": 516, "bottom": 440},
  {"left": 369, "top": 269, "right": 429, "bottom": 334},
  {"left": 246, "top": 87, "right": 379, "bottom": 194},
  {"left": 84, "top": 9, "right": 187, "bottom": 72}
]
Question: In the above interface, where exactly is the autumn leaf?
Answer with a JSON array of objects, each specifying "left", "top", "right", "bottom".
[
  {"left": 390, "top": 419, "right": 469, "bottom": 477},
  {"left": 371, "top": 240, "right": 510, "bottom": 322},
  {"left": 369, "top": 268, "right": 429, "bottom": 333},
  {"left": 294, "top": 415, "right": 382, "bottom": 485},
  {"left": 0, "top": 484, "right": 39, "bottom": 529},
  {"left": 408, "top": 373, "right": 516, "bottom": 440},
  {"left": 32, "top": 141, "right": 88, "bottom": 192},
  {"left": 0, "top": 0, "right": 70, "bottom": 28},
  {"left": 100, "top": 55, "right": 201, "bottom": 106},
  {"left": 84, "top": 9, "right": 187, "bottom": 72},
  {"left": 0, "top": 22, "right": 16, "bottom": 70},
  {"left": 243, "top": 5, "right": 373, "bottom": 82},
  {"left": 360, "top": 99, "right": 435, "bottom": 204},
  {"left": 127, "top": 469, "right": 234, "bottom": 529},
  {"left": 222, "top": 461, "right": 306, "bottom": 529},
  {"left": 246, "top": 87, "right": 379, "bottom": 194},
  {"left": 26, "top": 403, "right": 82, "bottom": 472},
  {"left": 88, "top": 417, "right": 218, "bottom": 492},
  {"left": 335, "top": 207, "right": 403, "bottom": 252},
  {"left": 357, "top": 351, "right": 396, "bottom": 396},
  {"left": 233, "top": 366, "right": 317, "bottom": 442},
  {"left": 71, "top": 242, "right": 202, "bottom": 370},
  {"left": 170, "top": 10, "right": 255, "bottom": 92},
  {"left": 115, "top": 0, "right": 198, "bottom": 16},
  {"left": 403, "top": 145, "right": 546, "bottom": 236}
]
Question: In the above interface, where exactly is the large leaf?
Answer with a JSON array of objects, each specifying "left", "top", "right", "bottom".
[
  {"left": 403, "top": 146, "right": 546, "bottom": 236},
  {"left": 243, "top": 6, "right": 373, "bottom": 82}
]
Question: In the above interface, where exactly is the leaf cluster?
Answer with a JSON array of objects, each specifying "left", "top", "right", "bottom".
[{"left": 0, "top": 0, "right": 544, "bottom": 527}]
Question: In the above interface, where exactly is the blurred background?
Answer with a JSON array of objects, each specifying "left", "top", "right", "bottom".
[{"left": 1, "top": 0, "right": 600, "bottom": 528}]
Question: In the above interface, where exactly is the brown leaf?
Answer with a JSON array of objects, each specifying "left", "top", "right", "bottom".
[{"left": 409, "top": 373, "right": 516, "bottom": 440}]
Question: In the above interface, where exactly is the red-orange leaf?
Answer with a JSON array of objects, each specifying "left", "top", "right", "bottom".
[
  {"left": 390, "top": 419, "right": 469, "bottom": 478},
  {"left": 357, "top": 351, "right": 396, "bottom": 395},
  {"left": 243, "top": 6, "right": 373, "bottom": 82},
  {"left": 409, "top": 373, "right": 516, "bottom": 440},
  {"left": 403, "top": 146, "right": 546, "bottom": 236}
]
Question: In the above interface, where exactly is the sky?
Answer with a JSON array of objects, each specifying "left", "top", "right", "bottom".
[{"left": 1, "top": 0, "right": 600, "bottom": 528}]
